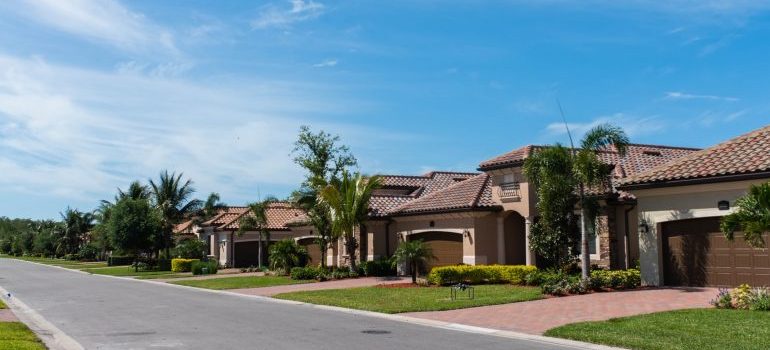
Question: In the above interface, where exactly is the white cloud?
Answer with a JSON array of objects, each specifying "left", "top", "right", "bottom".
[
  {"left": 9, "top": 0, "right": 177, "bottom": 55},
  {"left": 251, "top": 0, "right": 325, "bottom": 29},
  {"left": 312, "top": 59, "right": 338, "bottom": 68},
  {"left": 665, "top": 91, "right": 739, "bottom": 102},
  {"left": 545, "top": 113, "right": 666, "bottom": 138},
  {"left": 0, "top": 54, "right": 403, "bottom": 210}
]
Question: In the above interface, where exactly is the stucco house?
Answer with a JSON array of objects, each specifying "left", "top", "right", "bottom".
[{"left": 618, "top": 125, "right": 770, "bottom": 287}]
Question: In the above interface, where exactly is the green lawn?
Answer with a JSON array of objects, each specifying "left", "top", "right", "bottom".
[
  {"left": 135, "top": 272, "right": 194, "bottom": 280},
  {"left": 1, "top": 255, "right": 107, "bottom": 269},
  {"left": 274, "top": 284, "right": 543, "bottom": 313},
  {"left": 81, "top": 266, "right": 174, "bottom": 277},
  {"left": 545, "top": 308, "right": 770, "bottom": 350},
  {"left": 0, "top": 299, "right": 6, "bottom": 309},
  {"left": 0, "top": 322, "right": 46, "bottom": 350},
  {"left": 171, "top": 275, "right": 313, "bottom": 290}
]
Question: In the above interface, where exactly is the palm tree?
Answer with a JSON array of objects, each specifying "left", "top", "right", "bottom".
[
  {"left": 118, "top": 181, "right": 150, "bottom": 201},
  {"left": 58, "top": 208, "right": 94, "bottom": 256},
  {"left": 318, "top": 171, "right": 381, "bottom": 271},
  {"left": 201, "top": 192, "right": 226, "bottom": 221},
  {"left": 149, "top": 170, "right": 202, "bottom": 258},
  {"left": 238, "top": 196, "right": 278, "bottom": 269},
  {"left": 291, "top": 187, "right": 333, "bottom": 268},
  {"left": 721, "top": 182, "right": 770, "bottom": 248},
  {"left": 392, "top": 239, "right": 435, "bottom": 283},
  {"left": 571, "top": 124, "right": 629, "bottom": 280},
  {"left": 268, "top": 239, "right": 309, "bottom": 275}
]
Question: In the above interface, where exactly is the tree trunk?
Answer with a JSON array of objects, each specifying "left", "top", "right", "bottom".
[
  {"left": 347, "top": 233, "right": 357, "bottom": 272},
  {"left": 411, "top": 260, "right": 417, "bottom": 284},
  {"left": 257, "top": 234, "right": 263, "bottom": 269},
  {"left": 579, "top": 184, "right": 590, "bottom": 281}
]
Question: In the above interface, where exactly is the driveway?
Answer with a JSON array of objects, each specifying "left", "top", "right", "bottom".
[
  {"left": 0, "top": 259, "right": 583, "bottom": 350},
  {"left": 231, "top": 276, "right": 410, "bottom": 296},
  {"left": 404, "top": 287, "right": 716, "bottom": 335}
]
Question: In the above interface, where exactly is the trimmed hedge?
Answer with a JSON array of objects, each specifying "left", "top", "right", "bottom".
[
  {"left": 360, "top": 258, "right": 396, "bottom": 277},
  {"left": 590, "top": 269, "right": 641, "bottom": 290},
  {"left": 192, "top": 260, "right": 218, "bottom": 275},
  {"left": 290, "top": 266, "right": 319, "bottom": 280},
  {"left": 108, "top": 256, "right": 135, "bottom": 266},
  {"left": 171, "top": 258, "right": 198, "bottom": 272},
  {"left": 427, "top": 265, "right": 538, "bottom": 285}
]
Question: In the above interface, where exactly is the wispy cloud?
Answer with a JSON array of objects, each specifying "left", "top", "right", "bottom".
[
  {"left": 312, "top": 58, "right": 338, "bottom": 68},
  {"left": 251, "top": 0, "right": 325, "bottom": 29},
  {"left": 696, "top": 109, "right": 748, "bottom": 127},
  {"left": 545, "top": 113, "right": 666, "bottom": 138},
  {"left": 7, "top": 0, "right": 177, "bottom": 55},
  {"left": 664, "top": 91, "right": 739, "bottom": 102}
]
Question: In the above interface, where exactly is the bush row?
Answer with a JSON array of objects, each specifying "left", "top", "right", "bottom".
[
  {"left": 712, "top": 284, "right": 770, "bottom": 311},
  {"left": 360, "top": 258, "right": 396, "bottom": 277},
  {"left": 427, "top": 265, "right": 538, "bottom": 285},
  {"left": 537, "top": 268, "right": 642, "bottom": 296},
  {"left": 289, "top": 266, "right": 360, "bottom": 281},
  {"left": 171, "top": 258, "right": 198, "bottom": 272},
  {"left": 192, "top": 260, "right": 218, "bottom": 275},
  {"left": 108, "top": 256, "right": 135, "bottom": 266}
]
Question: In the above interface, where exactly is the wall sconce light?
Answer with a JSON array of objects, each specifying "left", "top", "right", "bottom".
[
  {"left": 463, "top": 229, "right": 471, "bottom": 238},
  {"left": 639, "top": 222, "right": 649, "bottom": 234}
]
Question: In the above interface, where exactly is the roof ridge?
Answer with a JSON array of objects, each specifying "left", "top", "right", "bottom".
[
  {"left": 391, "top": 173, "right": 488, "bottom": 213},
  {"left": 626, "top": 143, "right": 701, "bottom": 151}
]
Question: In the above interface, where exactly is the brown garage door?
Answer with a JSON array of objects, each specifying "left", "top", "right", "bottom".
[
  {"left": 298, "top": 239, "right": 322, "bottom": 266},
  {"left": 234, "top": 241, "right": 264, "bottom": 268},
  {"left": 410, "top": 231, "right": 463, "bottom": 271},
  {"left": 663, "top": 217, "right": 770, "bottom": 287}
]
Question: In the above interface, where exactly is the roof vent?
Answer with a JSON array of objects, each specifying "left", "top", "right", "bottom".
[{"left": 643, "top": 150, "right": 662, "bottom": 156}]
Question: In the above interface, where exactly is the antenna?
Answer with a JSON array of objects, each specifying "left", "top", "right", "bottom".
[
  {"left": 257, "top": 186, "right": 261, "bottom": 202},
  {"left": 557, "top": 98, "right": 576, "bottom": 154}
]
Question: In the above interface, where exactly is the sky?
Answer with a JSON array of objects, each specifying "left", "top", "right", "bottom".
[{"left": 1, "top": 0, "right": 770, "bottom": 219}]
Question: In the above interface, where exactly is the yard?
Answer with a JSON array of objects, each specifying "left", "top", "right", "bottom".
[
  {"left": 81, "top": 266, "right": 180, "bottom": 278},
  {"left": 545, "top": 308, "right": 770, "bottom": 350},
  {"left": 171, "top": 275, "right": 314, "bottom": 290},
  {"left": 0, "top": 322, "right": 46, "bottom": 350},
  {"left": 274, "top": 284, "right": 543, "bottom": 313},
  {"left": 1, "top": 255, "right": 107, "bottom": 269}
]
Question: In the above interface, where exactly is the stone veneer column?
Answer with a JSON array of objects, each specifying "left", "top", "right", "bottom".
[{"left": 496, "top": 216, "right": 506, "bottom": 264}]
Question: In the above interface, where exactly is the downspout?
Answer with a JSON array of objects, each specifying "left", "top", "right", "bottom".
[{"left": 624, "top": 203, "right": 637, "bottom": 270}]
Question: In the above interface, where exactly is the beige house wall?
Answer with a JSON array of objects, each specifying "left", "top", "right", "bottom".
[{"left": 631, "top": 179, "right": 767, "bottom": 286}]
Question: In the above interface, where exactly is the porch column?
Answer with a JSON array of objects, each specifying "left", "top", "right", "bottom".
[
  {"left": 496, "top": 216, "right": 506, "bottom": 264},
  {"left": 525, "top": 216, "right": 536, "bottom": 266}
]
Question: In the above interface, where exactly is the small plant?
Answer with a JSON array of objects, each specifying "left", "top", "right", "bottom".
[
  {"left": 711, "top": 288, "right": 734, "bottom": 309},
  {"left": 749, "top": 287, "right": 770, "bottom": 311},
  {"left": 733, "top": 284, "right": 753, "bottom": 309},
  {"left": 191, "top": 260, "right": 218, "bottom": 275}
]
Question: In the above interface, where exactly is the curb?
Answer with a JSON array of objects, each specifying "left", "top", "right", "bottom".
[{"left": 5, "top": 259, "right": 625, "bottom": 350}]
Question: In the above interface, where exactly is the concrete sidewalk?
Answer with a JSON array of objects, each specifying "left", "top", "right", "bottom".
[
  {"left": 232, "top": 276, "right": 411, "bottom": 296},
  {"left": 403, "top": 287, "right": 717, "bottom": 335}
]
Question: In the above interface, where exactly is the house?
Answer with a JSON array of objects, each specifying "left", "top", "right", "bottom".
[{"left": 618, "top": 125, "right": 770, "bottom": 287}]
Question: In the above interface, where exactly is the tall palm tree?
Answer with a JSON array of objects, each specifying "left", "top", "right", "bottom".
[
  {"left": 149, "top": 170, "right": 202, "bottom": 257},
  {"left": 238, "top": 196, "right": 278, "bottom": 269},
  {"left": 201, "top": 192, "right": 227, "bottom": 221},
  {"left": 318, "top": 171, "right": 381, "bottom": 271},
  {"left": 571, "top": 124, "right": 629, "bottom": 280},
  {"left": 58, "top": 208, "right": 94, "bottom": 255},
  {"left": 118, "top": 181, "right": 150, "bottom": 201},
  {"left": 721, "top": 182, "right": 770, "bottom": 248},
  {"left": 291, "top": 186, "right": 333, "bottom": 268},
  {"left": 392, "top": 239, "right": 435, "bottom": 283}
]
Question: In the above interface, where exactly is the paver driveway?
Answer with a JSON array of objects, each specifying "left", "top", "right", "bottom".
[{"left": 403, "top": 287, "right": 717, "bottom": 335}]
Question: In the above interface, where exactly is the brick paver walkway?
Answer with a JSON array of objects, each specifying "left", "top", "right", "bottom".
[
  {"left": 403, "top": 287, "right": 717, "bottom": 335},
  {"left": 232, "top": 276, "right": 410, "bottom": 297}
]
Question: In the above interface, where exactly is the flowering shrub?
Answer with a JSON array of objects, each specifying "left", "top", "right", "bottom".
[
  {"left": 733, "top": 284, "right": 753, "bottom": 309},
  {"left": 711, "top": 288, "right": 733, "bottom": 309},
  {"left": 712, "top": 284, "right": 770, "bottom": 311}
]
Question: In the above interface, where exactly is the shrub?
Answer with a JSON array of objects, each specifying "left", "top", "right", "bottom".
[
  {"left": 290, "top": 266, "right": 320, "bottom": 280},
  {"left": 427, "top": 265, "right": 538, "bottom": 285},
  {"left": 268, "top": 239, "right": 309, "bottom": 275},
  {"left": 589, "top": 269, "right": 641, "bottom": 290},
  {"left": 361, "top": 258, "right": 396, "bottom": 277},
  {"left": 192, "top": 260, "right": 218, "bottom": 275},
  {"left": 174, "top": 238, "right": 207, "bottom": 259},
  {"left": 171, "top": 258, "right": 198, "bottom": 272},
  {"left": 63, "top": 253, "right": 81, "bottom": 261},
  {"left": 108, "top": 255, "right": 135, "bottom": 266},
  {"left": 78, "top": 244, "right": 99, "bottom": 261},
  {"left": 733, "top": 284, "right": 753, "bottom": 309},
  {"left": 749, "top": 287, "right": 770, "bottom": 311},
  {"left": 711, "top": 288, "right": 734, "bottom": 309}
]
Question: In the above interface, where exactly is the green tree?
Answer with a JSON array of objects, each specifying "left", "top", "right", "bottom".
[
  {"left": 108, "top": 198, "right": 162, "bottom": 259},
  {"left": 237, "top": 196, "right": 278, "bottom": 269},
  {"left": 291, "top": 126, "right": 357, "bottom": 268},
  {"left": 721, "top": 182, "right": 770, "bottom": 248},
  {"left": 391, "top": 239, "right": 435, "bottom": 284},
  {"left": 173, "top": 237, "right": 207, "bottom": 259},
  {"left": 58, "top": 208, "right": 94, "bottom": 256},
  {"left": 319, "top": 171, "right": 381, "bottom": 271},
  {"left": 194, "top": 192, "right": 226, "bottom": 225},
  {"left": 149, "top": 170, "right": 202, "bottom": 258},
  {"left": 268, "top": 239, "right": 309, "bottom": 275}
]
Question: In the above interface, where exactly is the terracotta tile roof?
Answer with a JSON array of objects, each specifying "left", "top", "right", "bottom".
[
  {"left": 369, "top": 171, "right": 480, "bottom": 217},
  {"left": 220, "top": 202, "right": 307, "bottom": 231},
  {"left": 369, "top": 195, "right": 414, "bottom": 217},
  {"left": 620, "top": 125, "right": 770, "bottom": 188},
  {"left": 391, "top": 173, "right": 499, "bottom": 215},
  {"left": 477, "top": 145, "right": 542, "bottom": 170},
  {"left": 201, "top": 207, "right": 248, "bottom": 226},
  {"left": 173, "top": 220, "right": 195, "bottom": 235}
]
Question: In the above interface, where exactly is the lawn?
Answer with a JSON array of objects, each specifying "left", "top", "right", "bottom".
[
  {"left": 274, "top": 284, "right": 543, "bottom": 313},
  {"left": 81, "top": 266, "right": 174, "bottom": 277},
  {"left": 1, "top": 255, "right": 107, "bottom": 269},
  {"left": 171, "top": 275, "right": 313, "bottom": 290},
  {"left": 0, "top": 322, "right": 46, "bottom": 350},
  {"left": 0, "top": 299, "right": 6, "bottom": 309},
  {"left": 545, "top": 308, "right": 770, "bottom": 350}
]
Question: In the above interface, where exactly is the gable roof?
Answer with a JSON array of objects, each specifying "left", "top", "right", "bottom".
[
  {"left": 390, "top": 173, "right": 499, "bottom": 216},
  {"left": 219, "top": 202, "right": 308, "bottom": 231},
  {"left": 620, "top": 125, "right": 770, "bottom": 189},
  {"left": 369, "top": 171, "right": 479, "bottom": 217}
]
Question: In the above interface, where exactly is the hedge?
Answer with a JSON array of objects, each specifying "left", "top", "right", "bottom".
[
  {"left": 360, "top": 258, "right": 396, "bottom": 277},
  {"left": 589, "top": 268, "right": 641, "bottom": 290},
  {"left": 427, "top": 265, "right": 538, "bottom": 285},
  {"left": 171, "top": 258, "right": 198, "bottom": 272},
  {"left": 290, "top": 266, "right": 319, "bottom": 280},
  {"left": 192, "top": 260, "right": 218, "bottom": 275},
  {"left": 108, "top": 256, "right": 135, "bottom": 266}
]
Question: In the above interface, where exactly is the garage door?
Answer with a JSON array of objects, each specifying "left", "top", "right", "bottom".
[
  {"left": 234, "top": 241, "right": 264, "bottom": 268},
  {"left": 298, "top": 239, "right": 322, "bottom": 266},
  {"left": 409, "top": 231, "right": 463, "bottom": 271},
  {"left": 663, "top": 217, "right": 770, "bottom": 287}
]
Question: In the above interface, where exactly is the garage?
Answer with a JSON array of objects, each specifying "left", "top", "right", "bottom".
[
  {"left": 663, "top": 217, "right": 770, "bottom": 287},
  {"left": 409, "top": 231, "right": 463, "bottom": 271},
  {"left": 233, "top": 241, "right": 264, "bottom": 268},
  {"left": 297, "top": 238, "right": 322, "bottom": 266}
]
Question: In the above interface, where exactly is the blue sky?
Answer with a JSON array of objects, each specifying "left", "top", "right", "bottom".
[{"left": 1, "top": 0, "right": 769, "bottom": 219}]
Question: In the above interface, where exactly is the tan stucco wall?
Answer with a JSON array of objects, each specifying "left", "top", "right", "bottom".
[
  {"left": 488, "top": 168, "right": 536, "bottom": 218},
  {"left": 631, "top": 179, "right": 767, "bottom": 286}
]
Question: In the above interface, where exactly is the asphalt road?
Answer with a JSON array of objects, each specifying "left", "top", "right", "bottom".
[{"left": 0, "top": 259, "right": 581, "bottom": 350}]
